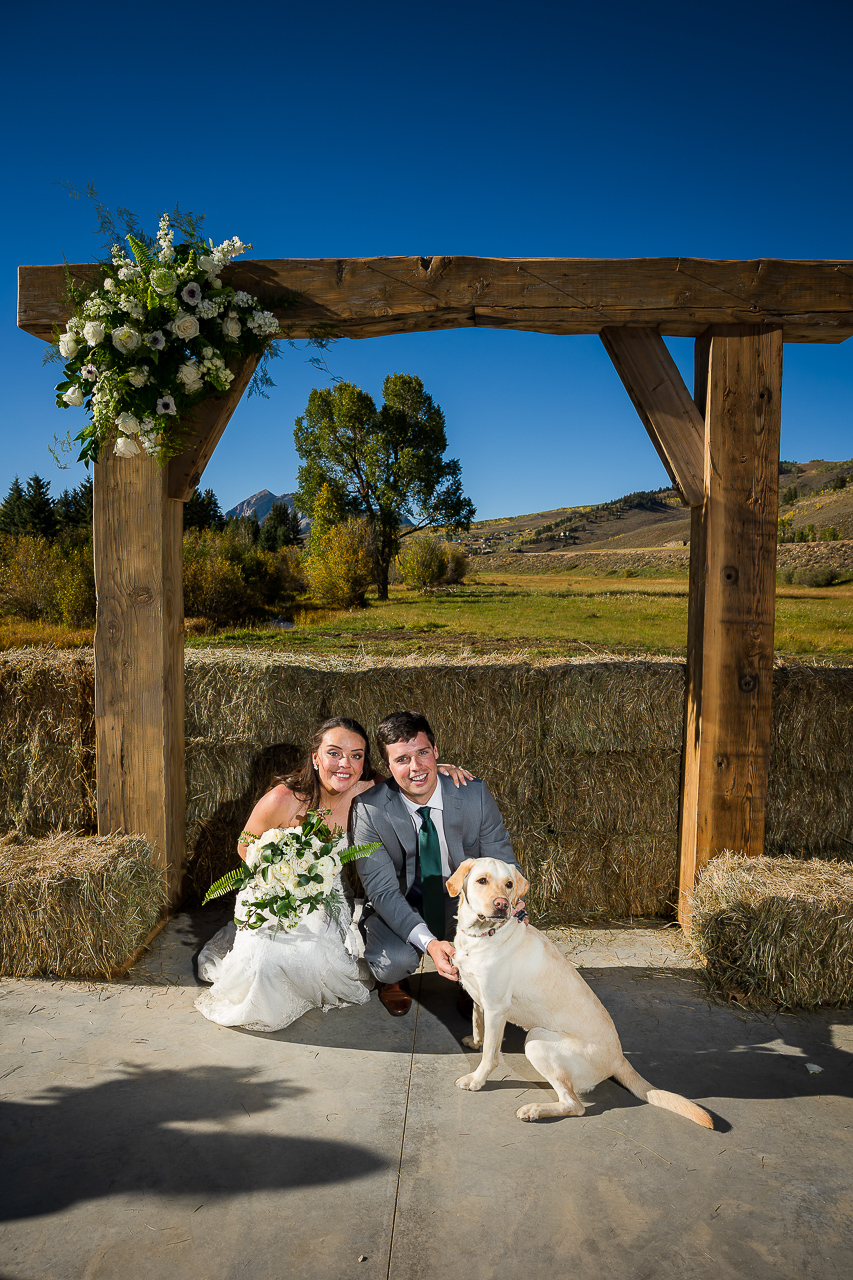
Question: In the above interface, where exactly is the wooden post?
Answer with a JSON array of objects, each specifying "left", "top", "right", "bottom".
[
  {"left": 93, "top": 449, "right": 186, "bottom": 906},
  {"left": 677, "top": 326, "right": 783, "bottom": 927}
]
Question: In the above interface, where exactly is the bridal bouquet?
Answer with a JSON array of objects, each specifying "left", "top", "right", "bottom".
[
  {"left": 52, "top": 208, "right": 282, "bottom": 466},
  {"left": 203, "top": 810, "right": 379, "bottom": 933}
]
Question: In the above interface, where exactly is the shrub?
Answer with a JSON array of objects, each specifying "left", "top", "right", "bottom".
[
  {"left": 0, "top": 535, "right": 63, "bottom": 621},
  {"left": 444, "top": 543, "right": 469, "bottom": 584},
  {"left": 397, "top": 536, "right": 448, "bottom": 589},
  {"left": 793, "top": 566, "right": 838, "bottom": 588},
  {"left": 397, "top": 536, "right": 469, "bottom": 589},
  {"left": 306, "top": 518, "right": 374, "bottom": 607},
  {"left": 183, "top": 532, "right": 251, "bottom": 624},
  {"left": 56, "top": 545, "right": 96, "bottom": 625}
]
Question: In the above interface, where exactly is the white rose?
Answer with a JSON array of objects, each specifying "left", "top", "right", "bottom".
[
  {"left": 112, "top": 325, "right": 142, "bottom": 354},
  {"left": 127, "top": 366, "right": 149, "bottom": 388},
  {"left": 62, "top": 386, "right": 84, "bottom": 407},
  {"left": 114, "top": 436, "right": 141, "bottom": 458},
  {"left": 83, "top": 321, "right": 106, "bottom": 346},
  {"left": 177, "top": 361, "right": 203, "bottom": 392},
  {"left": 221, "top": 314, "right": 242, "bottom": 340},
  {"left": 171, "top": 311, "right": 200, "bottom": 341},
  {"left": 198, "top": 254, "right": 216, "bottom": 275},
  {"left": 115, "top": 412, "right": 141, "bottom": 435},
  {"left": 59, "top": 333, "right": 78, "bottom": 359}
]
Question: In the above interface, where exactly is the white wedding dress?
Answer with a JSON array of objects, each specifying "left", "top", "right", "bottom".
[{"left": 194, "top": 870, "right": 373, "bottom": 1032}]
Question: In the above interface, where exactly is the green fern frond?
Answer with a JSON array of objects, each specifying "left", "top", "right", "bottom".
[
  {"left": 338, "top": 842, "right": 381, "bottom": 864},
  {"left": 126, "top": 234, "right": 153, "bottom": 271},
  {"left": 202, "top": 865, "right": 251, "bottom": 904}
]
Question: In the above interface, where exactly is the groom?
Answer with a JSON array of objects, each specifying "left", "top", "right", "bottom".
[{"left": 352, "top": 709, "right": 519, "bottom": 1015}]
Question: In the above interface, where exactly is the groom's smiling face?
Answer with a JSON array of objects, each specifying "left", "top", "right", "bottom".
[{"left": 385, "top": 732, "right": 439, "bottom": 803}]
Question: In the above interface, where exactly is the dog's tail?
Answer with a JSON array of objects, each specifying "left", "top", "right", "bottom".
[{"left": 613, "top": 1058, "right": 714, "bottom": 1129}]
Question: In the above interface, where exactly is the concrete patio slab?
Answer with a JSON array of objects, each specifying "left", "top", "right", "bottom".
[{"left": 1, "top": 913, "right": 851, "bottom": 1280}]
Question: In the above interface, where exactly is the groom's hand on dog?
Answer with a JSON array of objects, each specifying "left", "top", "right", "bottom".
[{"left": 427, "top": 939, "right": 459, "bottom": 981}]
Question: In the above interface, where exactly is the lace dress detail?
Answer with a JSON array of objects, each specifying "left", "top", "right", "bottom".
[{"left": 194, "top": 869, "right": 372, "bottom": 1032}]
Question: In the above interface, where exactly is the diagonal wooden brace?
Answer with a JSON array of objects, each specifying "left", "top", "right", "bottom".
[
  {"left": 167, "top": 352, "right": 260, "bottom": 501},
  {"left": 600, "top": 327, "right": 705, "bottom": 507}
]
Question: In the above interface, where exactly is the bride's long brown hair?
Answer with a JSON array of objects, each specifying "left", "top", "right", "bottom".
[{"left": 278, "top": 716, "right": 378, "bottom": 812}]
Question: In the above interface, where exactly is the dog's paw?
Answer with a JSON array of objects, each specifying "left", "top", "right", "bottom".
[
  {"left": 456, "top": 1073, "right": 484, "bottom": 1091},
  {"left": 461, "top": 1035, "right": 483, "bottom": 1050},
  {"left": 516, "top": 1103, "right": 543, "bottom": 1121}
]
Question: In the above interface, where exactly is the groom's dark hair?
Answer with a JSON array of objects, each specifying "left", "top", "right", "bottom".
[{"left": 376, "top": 710, "right": 435, "bottom": 764}]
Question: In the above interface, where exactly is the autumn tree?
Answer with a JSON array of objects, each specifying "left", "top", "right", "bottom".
[{"left": 294, "top": 374, "right": 475, "bottom": 600}]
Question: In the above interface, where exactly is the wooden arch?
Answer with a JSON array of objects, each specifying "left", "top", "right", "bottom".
[{"left": 18, "top": 256, "right": 853, "bottom": 926}]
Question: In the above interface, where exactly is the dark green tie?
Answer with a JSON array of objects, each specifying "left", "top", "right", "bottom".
[{"left": 416, "top": 806, "right": 445, "bottom": 939}]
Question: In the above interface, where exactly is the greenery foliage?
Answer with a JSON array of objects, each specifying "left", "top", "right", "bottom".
[
  {"left": 183, "top": 525, "right": 304, "bottom": 624},
  {"left": 396, "top": 535, "right": 469, "bottom": 589},
  {"left": 258, "top": 501, "right": 302, "bottom": 551},
  {"left": 306, "top": 517, "right": 375, "bottom": 608},
  {"left": 294, "top": 374, "right": 475, "bottom": 599}
]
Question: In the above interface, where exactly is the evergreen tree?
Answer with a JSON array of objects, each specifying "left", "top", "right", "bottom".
[
  {"left": 184, "top": 487, "right": 225, "bottom": 531},
  {"left": 0, "top": 477, "right": 27, "bottom": 535},
  {"left": 258, "top": 501, "right": 303, "bottom": 551},
  {"left": 21, "top": 475, "right": 56, "bottom": 540}
]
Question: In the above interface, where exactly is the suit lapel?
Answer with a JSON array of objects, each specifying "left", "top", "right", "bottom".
[
  {"left": 441, "top": 773, "right": 465, "bottom": 871},
  {"left": 383, "top": 785, "right": 417, "bottom": 890}
]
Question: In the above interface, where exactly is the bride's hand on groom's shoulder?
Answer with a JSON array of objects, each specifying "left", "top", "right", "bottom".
[{"left": 437, "top": 764, "right": 476, "bottom": 787}]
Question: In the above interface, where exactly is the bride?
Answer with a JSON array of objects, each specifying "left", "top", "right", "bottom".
[{"left": 194, "top": 716, "right": 470, "bottom": 1032}]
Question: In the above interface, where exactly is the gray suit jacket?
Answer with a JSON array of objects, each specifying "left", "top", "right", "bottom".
[{"left": 351, "top": 774, "right": 517, "bottom": 944}]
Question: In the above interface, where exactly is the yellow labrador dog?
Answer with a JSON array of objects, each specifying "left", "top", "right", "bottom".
[{"left": 447, "top": 858, "right": 713, "bottom": 1127}]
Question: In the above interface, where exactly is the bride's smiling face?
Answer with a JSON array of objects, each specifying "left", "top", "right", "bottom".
[{"left": 313, "top": 729, "right": 367, "bottom": 797}]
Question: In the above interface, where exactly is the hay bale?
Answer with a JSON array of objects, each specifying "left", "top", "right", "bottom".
[
  {"left": 771, "top": 666, "right": 853, "bottom": 772},
  {"left": 517, "top": 826, "right": 677, "bottom": 922},
  {"left": 0, "top": 831, "right": 167, "bottom": 978},
  {"left": 541, "top": 662, "right": 685, "bottom": 753},
  {"left": 0, "top": 649, "right": 95, "bottom": 834},
  {"left": 690, "top": 853, "right": 853, "bottom": 1008}
]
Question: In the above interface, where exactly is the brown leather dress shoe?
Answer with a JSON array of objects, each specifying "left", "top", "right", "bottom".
[{"left": 378, "top": 981, "right": 412, "bottom": 1016}]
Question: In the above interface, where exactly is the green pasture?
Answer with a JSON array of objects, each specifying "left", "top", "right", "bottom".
[{"left": 187, "top": 572, "right": 853, "bottom": 663}]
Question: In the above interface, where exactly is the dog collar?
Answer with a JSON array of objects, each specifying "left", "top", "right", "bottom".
[{"left": 459, "top": 915, "right": 516, "bottom": 939}]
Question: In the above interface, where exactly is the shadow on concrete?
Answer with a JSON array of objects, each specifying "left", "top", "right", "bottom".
[{"left": 0, "top": 1064, "right": 388, "bottom": 1222}]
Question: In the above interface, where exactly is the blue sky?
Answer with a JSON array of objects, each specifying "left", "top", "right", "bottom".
[{"left": 3, "top": 0, "right": 852, "bottom": 520}]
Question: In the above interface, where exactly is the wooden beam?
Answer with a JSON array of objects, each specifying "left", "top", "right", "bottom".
[
  {"left": 600, "top": 327, "right": 705, "bottom": 506},
  {"left": 93, "top": 448, "right": 186, "bottom": 907},
  {"left": 678, "top": 332, "right": 711, "bottom": 928},
  {"left": 677, "top": 326, "right": 783, "bottom": 927},
  {"left": 19, "top": 257, "right": 853, "bottom": 344},
  {"left": 167, "top": 353, "right": 260, "bottom": 501}
]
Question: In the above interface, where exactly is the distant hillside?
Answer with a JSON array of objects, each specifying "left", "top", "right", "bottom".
[
  {"left": 225, "top": 489, "right": 310, "bottom": 533},
  {"left": 460, "top": 459, "right": 853, "bottom": 555}
]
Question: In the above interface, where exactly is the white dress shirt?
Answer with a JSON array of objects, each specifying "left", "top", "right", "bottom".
[{"left": 400, "top": 783, "right": 451, "bottom": 953}]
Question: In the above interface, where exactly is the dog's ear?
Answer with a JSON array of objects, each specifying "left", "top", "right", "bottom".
[
  {"left": 512, "top": 867, "right": 530, "bottom": 903},
  {"left": 446, "top": 858, "right": 477, "bottom": 898}
]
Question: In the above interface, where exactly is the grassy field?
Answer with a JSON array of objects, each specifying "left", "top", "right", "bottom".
[
  {"left": 5, "top": 571, "right": 851, "bottom": 662},
  {"left": 188, "top": 571, "right": 853, "bottom": 662}
]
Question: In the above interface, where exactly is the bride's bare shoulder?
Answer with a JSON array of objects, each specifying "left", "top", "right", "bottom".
[{"left": 249, "top": 784, "right": 305, "bottom": 828}]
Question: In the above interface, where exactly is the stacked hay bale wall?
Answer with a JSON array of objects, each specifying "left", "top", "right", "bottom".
[
  {"left": 1, "top": 649, "right": 851, "bottom": 922},
  {"left": 0, "top": 831, "right": 167, "bottom": 978}
]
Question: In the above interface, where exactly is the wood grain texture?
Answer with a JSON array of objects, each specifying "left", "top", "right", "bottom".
[
  {"left": 93, "top": 449, "right": 186, "bottom": 906},
  {"left": 678, "top": 327, "right": 783, "bottom": 925},
  {"left": 18, "top": 257, "right": 853, "bottom": 342},
  {"left": 678, "top": 332, "right": 712, "bottom": 928},
  {"left": 600, "top": 327, "right": 705, "bottom": 505},
  {"left": 166, "top": 352, "right": 260, "bottom": 501}
]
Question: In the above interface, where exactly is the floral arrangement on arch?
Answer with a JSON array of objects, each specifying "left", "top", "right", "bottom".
[
  {"left": 202, "top": 810, "right": 379, "bottom": 934},
  {"left": 52, "top": 210, "right": 282, "bottom": 465}
]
